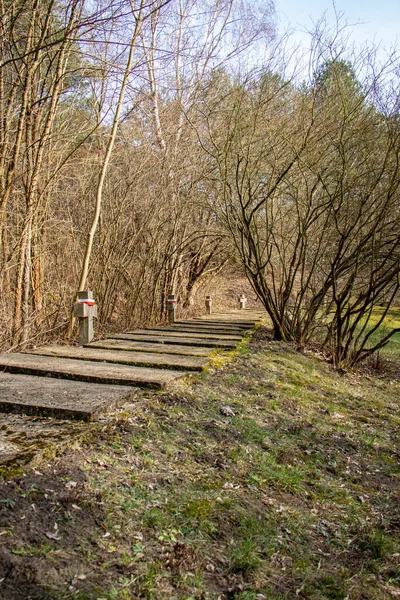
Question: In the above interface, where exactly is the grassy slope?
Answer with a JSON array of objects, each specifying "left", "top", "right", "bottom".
[
  {"left": 363, "top": 307, "right": 400, "bottom": 361},
  {"left": 0, "top": 328, "right": 399, "bottom": 600}
]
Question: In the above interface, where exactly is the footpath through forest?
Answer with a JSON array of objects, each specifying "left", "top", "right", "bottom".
[{"left": 0, "top": 309, "right": 264, "bottom": 422}]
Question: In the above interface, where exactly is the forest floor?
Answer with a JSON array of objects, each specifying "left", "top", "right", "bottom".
[{"left": 0, "top": 327, "right": 399, "bottom": 600}]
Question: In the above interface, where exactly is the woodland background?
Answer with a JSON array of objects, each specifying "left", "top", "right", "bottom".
[{"left": 0, "top": 0, "right": 399, "bottom": 368}]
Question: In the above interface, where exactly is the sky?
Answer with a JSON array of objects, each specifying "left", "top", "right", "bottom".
[{"left": 276, "top": 0, "right": 400, "bottom": 53}]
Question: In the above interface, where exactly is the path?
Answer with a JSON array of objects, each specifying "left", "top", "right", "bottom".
[{"left": 0, "top": 310, "right": 264, "bottom": 420}]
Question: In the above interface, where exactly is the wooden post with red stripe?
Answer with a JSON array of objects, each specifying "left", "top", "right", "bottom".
[
  {"left": 167, "top": 294, "right": 177, "bottom": 324},
  {"left": 73, "top": 290, "right": 98, "bottom": 344}
]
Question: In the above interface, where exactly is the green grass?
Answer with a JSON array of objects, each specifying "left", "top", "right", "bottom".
[
  {"left": 320, "top": 304, "right": 400, "bottom": 361},
  {"left": 360, "top": 305, "right": 400, "bottom": 360}
]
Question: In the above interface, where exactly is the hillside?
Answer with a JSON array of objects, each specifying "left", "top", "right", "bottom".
[{"left": 0, "top": 327, "right": 399, "bottom": 600}]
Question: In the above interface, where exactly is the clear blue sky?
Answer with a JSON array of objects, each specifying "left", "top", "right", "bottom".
[{"left": 276, "top": 0, "right": 399, "bottom": 51}]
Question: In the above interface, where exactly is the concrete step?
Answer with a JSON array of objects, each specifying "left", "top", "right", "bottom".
[
  {"left": 194, "top": 315, "right": 264, "bottom": 323},
  {"left": 25, "top": 345, "right": 208, "bottom": 372},
  {"left": 155, "top": 324, "right": 249, "bottom": 335},
  {"left": 87, "top": 339, "right": 212, "bottom": 356},
  {"left": 0, "top": 372, "right": 133, "bottom": 420},
  {"left": 192, "top": 319, "right": 261, "bottom": 325},
  {"left": 0, "top": 353, "right": 186, "bottom": 389},
  {"left": 127, "top": 329, "right": 242, "bottom": 341},
  {"left": 195, "top": 310, "right": 265, "bottom": 317},
  {"left": 174, "top": 320, "right": 252, "bottom": 330},
  {"left": 107, "top": 333, "right": 237, "bottom": 348}
]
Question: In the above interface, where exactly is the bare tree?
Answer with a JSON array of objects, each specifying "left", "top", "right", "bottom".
[
  {"left": 201, "top": 38, "right": 400, "bottom": 367},
  {"left": 66, "top": 0, "right": 174, "bottom": 337}
]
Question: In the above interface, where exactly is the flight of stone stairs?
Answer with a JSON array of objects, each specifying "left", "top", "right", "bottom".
[{"left": 0, "top": 310, "right": 264, "bottom": 420}]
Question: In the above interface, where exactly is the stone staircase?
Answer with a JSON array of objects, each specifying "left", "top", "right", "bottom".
[{"left": 0, "top": 310, "right": 264, "bottom": 420}]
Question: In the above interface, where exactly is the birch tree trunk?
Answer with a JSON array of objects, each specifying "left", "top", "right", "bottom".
[{"left": 66, "top": 0, "right": 158, "bottom": 338}]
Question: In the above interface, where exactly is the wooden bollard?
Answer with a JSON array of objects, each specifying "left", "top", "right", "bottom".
[
  {"left": 238, "top": 293, "right": 247, "bottom": 310},
  {"left": 205, "top": 295, "right": 212, "bottom": 315},
  {"left": 167, "top": 294, "right": 177, "bottom": 324},
  {"left": 73, "top": 290, "right": 98, "bottom": 344}
]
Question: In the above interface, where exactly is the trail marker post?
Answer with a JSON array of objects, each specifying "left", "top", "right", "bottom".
[
  {"left": 205, "top": 295, "right": 212, "bottom": 315},
  {"left": 73, "top": 290, "right": 98, "bottom": 344},
  {"left": 238, "top": 294, "right": 247, "bottom": 310},
  {"left": 167, "top": 294, "right": 177, "bottom": 324}
]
